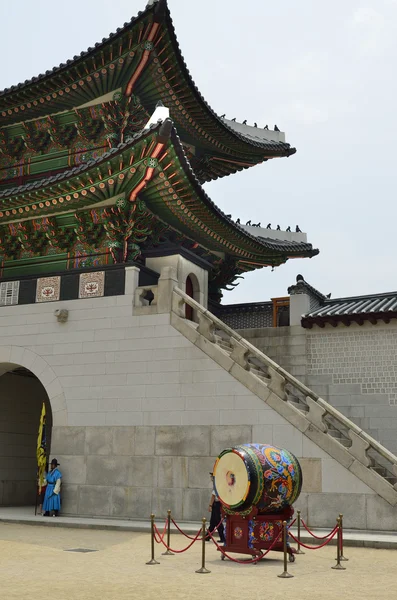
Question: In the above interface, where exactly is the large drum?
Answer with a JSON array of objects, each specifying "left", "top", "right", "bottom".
[{"left": 213, "top": 443, "right": 302, "bottom": 514}]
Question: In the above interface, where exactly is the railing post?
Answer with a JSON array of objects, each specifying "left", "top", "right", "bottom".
[
  {"left": 277, "top": 521, "right": 294, "bottom": 578},
  {"left": 339, "top": 513, "right": 348, "bottom": 561},
  {"left": 331, "top": 518, "right": 346, "bottom": 571},
  {"left": 162, "top": 509, "right": 175, "bottom": 556},
  {"left": 195, "top": 517, "right": 211, "bottom": 574},
  {"left": 197, "top": 312, "right": 215, "bottom": 342},
  {"left": 296, "top": 510, "right": 305, "bottom": 555},
  {"left": 146, "top": 513, "right": 160, "bottom": 565}
]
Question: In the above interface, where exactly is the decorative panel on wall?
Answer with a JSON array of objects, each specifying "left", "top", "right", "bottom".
[
  {"left": 79, "top": 271, "right": 105, "bottom": 299},
  {"left": 36, "top": 276, "right": 61, "bottom": 303}
]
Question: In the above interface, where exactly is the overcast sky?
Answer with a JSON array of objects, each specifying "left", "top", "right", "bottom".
[{"left": 1, "top": 0, "right": 396, "bottom": 304}]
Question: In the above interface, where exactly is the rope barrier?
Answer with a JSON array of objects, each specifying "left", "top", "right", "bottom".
[
  {"left": 208, "top": 528, "right": 283, "bottom": 564},
  {"left": 300, "top": 519, "right": 338, "bottom": 540},
  {"left": 154, "top": 522, "right": 202, "bottom": 553},
  {"left": 170, "top": 516, "right": 223, "bottom": 541},
  {"left": 171, "top": 518, "right": 199, "bottom": 540},
  {"left": 153, "top": 520, "right": 168, "bottom": 544},
  {"left": 288, "top": 526, "right": 338, "bottom": 550}
]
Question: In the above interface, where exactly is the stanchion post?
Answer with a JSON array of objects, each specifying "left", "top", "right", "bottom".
[
  {"left": 296, "top": 510, "right": 305, "bottom": 555},
  {"left": 196, "top": 517, "right": 211, "bottom": 574},
  {"left": 162, "top": 509, "right": 175, "bottom": 556},
  {"left": 277, "top": 521, "right": 294, "bottom": 578},
  {"left": 339, "top": 513, "right": 348, "bottom": 561},
  {"left": 332, "top": 518, "right": 346, "bottom": 571},
  {"left": 146, "top": 513, "right": 160, "bottom": 565}
]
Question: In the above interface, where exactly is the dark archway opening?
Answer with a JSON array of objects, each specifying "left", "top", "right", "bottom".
[
  {"left": 0, "top": 367, "right": 52, "bottom": 506},
  {"left": 185, "top": 275, "right": 194, "bottom": 321}
]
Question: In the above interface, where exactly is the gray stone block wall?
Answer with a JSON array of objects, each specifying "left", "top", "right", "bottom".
[
  {"left": 0, "top": 294, "right": 394, "bottom": 529},
  {"left": 237, "top": 326, "right": 307, "bottom": 381},
  {"left": 52, "top": 423, "right": 391, "bottom": 530},
  {"left": 306, "top": 323, "right": 397, "bottom": 454}
]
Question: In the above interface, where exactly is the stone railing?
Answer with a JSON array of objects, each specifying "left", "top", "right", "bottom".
[
  {"left": 171, "top": 287, "right": 397, "bottom": 506},
  {"left": 134, "top": 285, "right": 159, "bottom": 315}
]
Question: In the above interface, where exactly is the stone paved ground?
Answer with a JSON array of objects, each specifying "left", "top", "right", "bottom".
[{"left": 0, "top": 523, "right": 395, "bottom": 600}]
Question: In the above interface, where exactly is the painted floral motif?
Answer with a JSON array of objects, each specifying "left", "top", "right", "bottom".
[
  {"left": 36, "top": 276, "right": 61, "bottom": 303},
  {"left": 79, "top": 271, "right": 105, "bottom": 299},
  {"left": 248, "top": 520, "right": 257, "bottom": 548},
  {"left": 233, "top": 527, "right": 243, "bottom": 540},
  {"left": 259, "top": 521, "right": 276, "bottom": 542}
]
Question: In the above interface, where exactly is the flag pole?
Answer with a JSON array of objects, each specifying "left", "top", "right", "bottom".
[{"left": 35, "top": 402, "right": 47, "bottom": 516}]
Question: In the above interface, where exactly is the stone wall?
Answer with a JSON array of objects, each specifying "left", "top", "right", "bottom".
[
  {"left": 237, "top": 326, "right": 307, "bottom": 382},
  {"left": 0, "top": 294, "right": 393, "bottom": 529},
  {"left": 306, "top": 322, "right": 397, "bottom": 454}
]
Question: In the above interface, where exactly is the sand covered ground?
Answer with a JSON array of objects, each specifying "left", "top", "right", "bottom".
[{"left": 0, "top": 523, "right": 394, "bottom": 600}]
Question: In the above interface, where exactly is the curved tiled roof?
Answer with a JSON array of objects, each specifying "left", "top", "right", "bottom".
[
  {"left": 0, "top": 4, "right": 155, "bottom": 98},
  {"left": 0, "top": 122, "right": 162, "bottom": 200},
  {"left": 301, "top": 291, "right": 397, "bottom": 327},
  {"left": 161, "top": 1, "right": 295, "bottom": 156},
  {"left": 168, "top": 126, "right": 315, "bottom": 258},
  {"left": 0, "top": 116, "right": 317, "bottom": 263},
  {"left": 0, "top": 0, "right": 294, "bottom": 167}
]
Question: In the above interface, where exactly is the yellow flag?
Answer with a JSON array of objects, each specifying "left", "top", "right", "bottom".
[{"left": 36, "top": 402, "right": 47, "bottom": 490}]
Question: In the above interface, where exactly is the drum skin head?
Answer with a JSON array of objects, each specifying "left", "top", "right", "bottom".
[
  {"left": 213, "top": 450, "right": 250, "bottom": 509},
  {"left": 213, "top": 443, "right": 302, "bottom": 514}
]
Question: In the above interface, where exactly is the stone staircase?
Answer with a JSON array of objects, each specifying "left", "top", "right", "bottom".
[{"left": 170, "top": 287, "right": 397, "bottom": 506}]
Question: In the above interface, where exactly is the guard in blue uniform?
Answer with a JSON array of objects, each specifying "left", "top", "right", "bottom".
[{"left": 42, "top": 458, "right": 62, "bottom": 517}]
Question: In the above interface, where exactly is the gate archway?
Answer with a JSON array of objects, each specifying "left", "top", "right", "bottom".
[{"left": 0, "top": 347, "right": 66, "bottom": 507}]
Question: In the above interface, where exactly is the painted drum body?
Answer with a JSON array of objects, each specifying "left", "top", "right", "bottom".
[{"left": 213, "top": 443, "right": 302, "bottom": 514}]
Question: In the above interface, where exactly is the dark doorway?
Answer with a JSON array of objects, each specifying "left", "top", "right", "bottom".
[
  {"left": 185, "top": 275, "right": 194, "bottom": 321},
  {"left": 0, "top": 367, "right": 52, "bottom": 506}
]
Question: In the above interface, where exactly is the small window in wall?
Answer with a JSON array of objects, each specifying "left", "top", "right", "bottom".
[
  {"left": 0, "top": 281, "right": 19, "bottom": 306},
  {"left": 272, "top": 297, "right": 290, "bottom": 327}
]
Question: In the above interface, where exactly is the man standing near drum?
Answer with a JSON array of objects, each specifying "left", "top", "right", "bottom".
[{"left": 207, "top": 472, "right": 225, "bottom": 543}]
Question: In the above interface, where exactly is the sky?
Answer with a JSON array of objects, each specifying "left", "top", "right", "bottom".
[{"left": 1, "top": 0, "right": 396, "bottom": 304}]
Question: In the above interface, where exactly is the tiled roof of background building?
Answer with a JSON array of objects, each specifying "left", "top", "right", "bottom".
[{"left": 302, "top": 291, "right": 397, "bottom": 327}]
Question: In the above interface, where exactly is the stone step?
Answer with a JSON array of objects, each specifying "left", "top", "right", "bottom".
[
  {"left": 217, "top": 342, "right": 232, "bottom": 353},
  {"left": 250, "top": 367, "right": 268, "bottom": 380},
  {"left": 288, "top": 399, "right": 309, "bottom": 413},
  {"left": 328, "top": 430, "right": 351, "bottom": 447}
]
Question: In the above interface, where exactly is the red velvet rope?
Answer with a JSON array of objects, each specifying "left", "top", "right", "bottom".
[
  {"left": 170, "top": 517, "right": 222, "bottom": 540},
  {"left": 153, "top": 522, "right": 202, "bottom": 553},
  {"left": 289, "top": 518, "right": 297, "bottom": 527},
  {"left": 153, "top": 520, "right": 168, "bottom": 544},
  {"left": 208, "top": 528, "right": 283, "bottom": 564},
  {"left": 288, "top": 526, "right": 338, "bottom": 550},
  {"left": 300, "top": 519, "right": 338, "bottom": 540}
]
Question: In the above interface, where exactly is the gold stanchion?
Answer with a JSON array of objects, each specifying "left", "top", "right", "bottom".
[
  {"left": 339, "top": 513, "right": 348, "bottom": 561},
  {"left": 195, "top": 517, "right": 211, "bottom": 574},
  {"left": 331, "top": 518, "right": 346, "bottom": 571},
  {"left": 277, "top": 521, "right": 294, "bottom": 578},
  {"left": 146, "top": 513, "right": 160, "bottom": 565},
  {"left": 162, "top": 509, "right": 175, "bottom": 556},
  {"left": 295, "top": 510, "right": 305, "bottom": 555}
]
